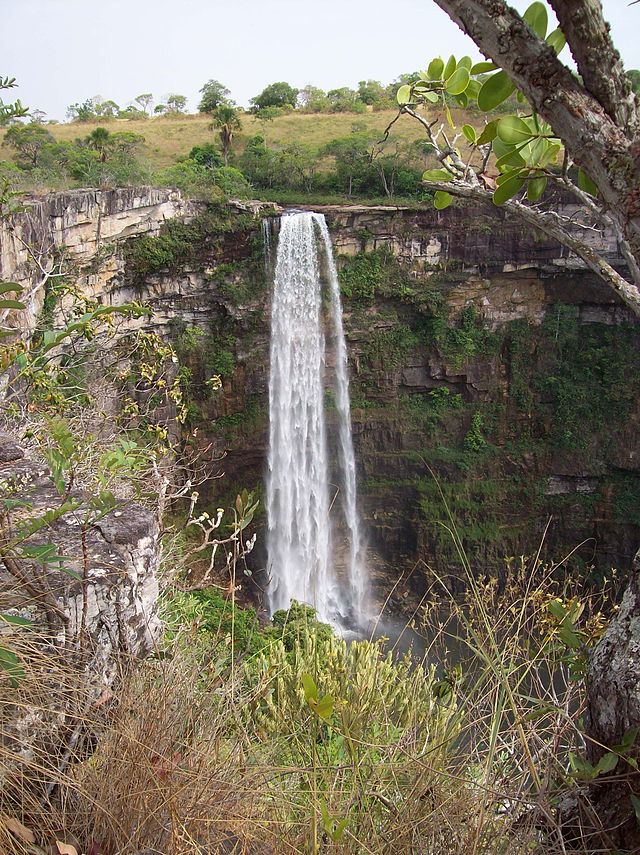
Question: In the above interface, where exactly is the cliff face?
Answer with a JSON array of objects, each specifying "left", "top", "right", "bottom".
[
  {"left": 3, "top": 190, "right": 639, "bottom": 607},
  {"left": 0, "top": 187, "right": 200, "bottom": 340}
]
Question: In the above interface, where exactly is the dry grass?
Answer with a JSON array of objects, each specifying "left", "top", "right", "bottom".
[
  {"left": 0, "top": 549, "right": 616, "bottom": 855},
  {"left": 0, "top": 108, "right": 488, "bottom": 172}
]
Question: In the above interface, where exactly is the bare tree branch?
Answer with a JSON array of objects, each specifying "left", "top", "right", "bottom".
[{"left": 428, "top": 179, "right": 640, "bottom": 316}]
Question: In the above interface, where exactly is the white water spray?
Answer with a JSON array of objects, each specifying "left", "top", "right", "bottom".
[{"left": 266, "top": 211, "right": 366, "bottom": 625}]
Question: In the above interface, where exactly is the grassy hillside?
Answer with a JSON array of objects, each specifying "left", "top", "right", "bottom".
[{"left": 0, "top": 107, "right": 484, "bottom": 171}]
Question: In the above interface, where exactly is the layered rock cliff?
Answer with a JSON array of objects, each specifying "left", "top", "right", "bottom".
[{"left": 2, "top": 188, "right": 638, "bottom": 608}]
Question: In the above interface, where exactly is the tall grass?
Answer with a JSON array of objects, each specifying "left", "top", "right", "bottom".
[{"left": 1, "top": 544, "right": 615, "bottom": 854}]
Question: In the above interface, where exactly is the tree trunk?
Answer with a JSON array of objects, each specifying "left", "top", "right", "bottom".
[{"left": 558, "top": 550, "right": 640, "bottom": 850}]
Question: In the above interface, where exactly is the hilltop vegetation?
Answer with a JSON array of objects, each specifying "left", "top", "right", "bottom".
[{"left": 0, "top": 70, "right": 493, "bottom": 204}]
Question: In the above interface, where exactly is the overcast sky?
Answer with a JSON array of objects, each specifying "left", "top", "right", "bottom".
[{"left": 2, "top": 0, "right": 638, "bottom": 121}]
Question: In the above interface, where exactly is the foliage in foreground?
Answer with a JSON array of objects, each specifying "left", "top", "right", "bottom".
[{"left": 1, "top": 553, "right": 626, "bottom": 854}]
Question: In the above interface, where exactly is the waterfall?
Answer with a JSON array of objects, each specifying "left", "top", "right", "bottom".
[
  {"left": 261, "top": 216, "right": 275, "bottom": 277},
  {"left": 266, "top": 211, "right": 366, "bottom": 625}
]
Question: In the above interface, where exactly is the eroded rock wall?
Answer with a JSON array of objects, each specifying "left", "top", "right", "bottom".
[
  {"left": 0, "top": 187, "right": 200, "bottom": 339},
  {"left": 3, "top": 190, "right": 638, "bottom": 604}
]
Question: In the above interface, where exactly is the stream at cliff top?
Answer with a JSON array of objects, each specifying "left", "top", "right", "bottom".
[{"left": 265, "top": 211, "right": 367, "bottom": 628}]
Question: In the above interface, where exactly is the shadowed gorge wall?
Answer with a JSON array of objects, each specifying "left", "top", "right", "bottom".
[{"left": 4, "top": 189, "right": 638, "bottom": 607}]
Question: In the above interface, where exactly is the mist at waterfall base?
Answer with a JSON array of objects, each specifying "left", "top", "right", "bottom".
[{"left": 265, "top": 211, "right": 367, "bottom": 631}]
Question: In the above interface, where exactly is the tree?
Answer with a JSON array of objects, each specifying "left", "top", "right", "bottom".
[
  {"left": 85, "top": 127, "right": 144, "bottom": 164},
  {"left": 297, "top": 85, "right": 330, "bottom": 113},
  {"left": 87, "top": 127, "right": 112, "bottom": 162},
  {"left": 0, "top": 75, "right": 28, "bottom": 126},
  {"left": 66, "top": 98, "right": 99, "bottom": 122},
  {"left": 323, "top": 133, "right": 375, "bottom": 196},
  {"left": 210, "top": 104, "right": 241, "bottom": 166},
  {"left": 395, "top": 0, "right": 640, "bottom": 319},
  {"left": 250, "top": 81, "right": 298, "bottom": 111},
  {"left": 4, "top": 123, "right": 55, "bottom": 168},
  {"left": 239, "top": 135, "right": 277, "bottom": 188},
  {"left": 402, "top": 0, "right": 640, "bottom": 845},
  {"left": 327, "top": 87, "right": 366, "bottom": 113},
  {"left": 198, "top": 79, "right": 231, "bottom": 113},
  {"left": 357, "top": 79, "right": 391, "bottom": 108},
  {"left": 94, "top": 98, "right": 120, "bottom": 119},
  {"left": 134, "top": 93, "right": 153, "bottom": 115},
  {"left": 166, "top": 94, "right": 188, "bottom": 114},
  {"left": 118, "top": 106, "right": 147, "bottom": 120},
  {"left": 189, "top": 143, "right": 223, "bottom": 169}
]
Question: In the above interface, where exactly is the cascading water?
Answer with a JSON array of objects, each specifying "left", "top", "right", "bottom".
[{"left": 266, "top": 211, "right": 366, "bottom": 625}]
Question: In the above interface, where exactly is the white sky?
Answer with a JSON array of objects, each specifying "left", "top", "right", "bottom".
[{"left": 1, "top": 0, "right": 638, "bottom": 121}]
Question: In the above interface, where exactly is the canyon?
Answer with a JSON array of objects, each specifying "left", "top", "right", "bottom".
[{"left": 2, "top": 187, "right": 639, "bottom": 614}]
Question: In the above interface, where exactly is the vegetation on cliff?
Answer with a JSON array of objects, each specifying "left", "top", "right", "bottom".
[{"left": 2, "top": 0, "right": 640, "bottom": 850}]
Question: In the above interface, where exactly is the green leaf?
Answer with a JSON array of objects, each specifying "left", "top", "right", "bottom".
[
  {"left": 471, "top": 61, "right": 498, "bottom": 74},
  {"left": 496, "top": 166, "right": 527, "bottom": 185},
  {"left": 493, "top": 175, "right": 525, "bottom": 205},
  {"left": 452, "top": 92, "right": 469, "bottom": 108},
  {"left": 548, "top": 599, "right": 567, "bottom": 620},
  {"left": 0, "top": 613, "right": 33, "bottom": 627},
  {"left": 444, "top": 102, "right": 454, "bottom": 129},
  {"left": 428, "top": 57, "right": 444, "bottom": 80},
  {"left": 320, "top": 800, "right": 331, "bottom": 832},
  {"left": 558, "top": 624, "right": 582, "bottom": 650},
  {"left": 495, "top": 147, "right": 526, "bottom": 170},
  {"left": 497, "top": 115, "right": 534, "bottom": 144},
  {"left": 478, "top": 71, "right": 517, "bottom": 111},
  {"left": 396, "top": 84, "right": 412, "bottom": 105},
  {"left": 527, "top": 175, "right": 547, "bottom": 201},
  {"left": 443, "top": 55, "right": 457, "bottom": 81},
  {"left": 466, "top": 79, "right": 481, "bottom": 99},
  {"left": 539, "top": 141, "right": 561, "bottom": 167},
  {"left": 1, "top": 498, "right": 33, "bottom": 510},
  {"left": 434, "top": 190, "right": 453, "bottom": 210},
  {"left": 546, "top": 27, "right": 566, "bottom": 55},
  {"left": 595, "top": 752, "right": 619, "bottom": 776},
  {"left": 577, "top": 168, "right": 598, "bottom": 197},
  {"left": 462, "top": 124, "right": 477, "bottom": 144},
  {"left": 618, "top": 727, "right": 639, "bottom": 752},
  {"left": 0, "top": 299, "right": 26, "bottom": 310},
  {"left": 422, "top": 168, "right": 452, "bottom": 182},
  {"left": 457, "top": 56, "right": 473, "bottom": 70},
  {"left": 316, "top": 694, "right": 334, "bottom": 721},
  {"left": 476, "top": 120, "right": 498, "bottom": 145},
  {"left": 332, "top": 817, "right": 348, "bottom": 842},
  {"left": 0, "top": 283, "right": 23, "bottom": 295},
  {"left": 16, "top": 499, "right": 82, "bottom": 540},
  {"left": 524, "top": 701, "right": 559, "bottom": 722},
  {"left": 301, "top": 672, "right": 318, "bottom": 702},
  {"left": 0, "top": 645, "right": 25, "bottom": 688},
  {"left": 423, "top": 90, "right": 439, "bottom": 103},
  {"left": 523, "top": 1, "right": 548, "bottom": 38},
  {"left": 569, "top": 751, "right": 596, "bottom": 780},
  {"left": 526, "top": 135, "right": 548, "bottom": 166},
  {"left": 630, "top": 793, "right": 640, "bottom": 825}
]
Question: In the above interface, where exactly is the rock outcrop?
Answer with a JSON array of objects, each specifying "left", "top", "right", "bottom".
[
  {"left": 0, "top": 187, "right": 200, "bottom": 341},
  {"left": 0, "top": 431, "right": 161, "bottom": 682}
]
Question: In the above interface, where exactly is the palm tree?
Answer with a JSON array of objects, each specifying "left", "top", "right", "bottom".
[
  {"left": 211, "top": 105, "right": 242, "bottom": 166},
  {"left": 86, "top": 127, "right": 111, "bottom": 163}
]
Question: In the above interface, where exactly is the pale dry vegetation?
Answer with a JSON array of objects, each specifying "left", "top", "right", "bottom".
[
  {"left": 0, "top": 547, "right": 617, "bottom": 855},
  {"left": 0, "top": 108, "right": 486, "bottom": 175}
]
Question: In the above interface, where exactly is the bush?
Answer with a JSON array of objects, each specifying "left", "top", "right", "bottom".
[{"left": 212, "top": 165, "right": 251, "bottom": 196}]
